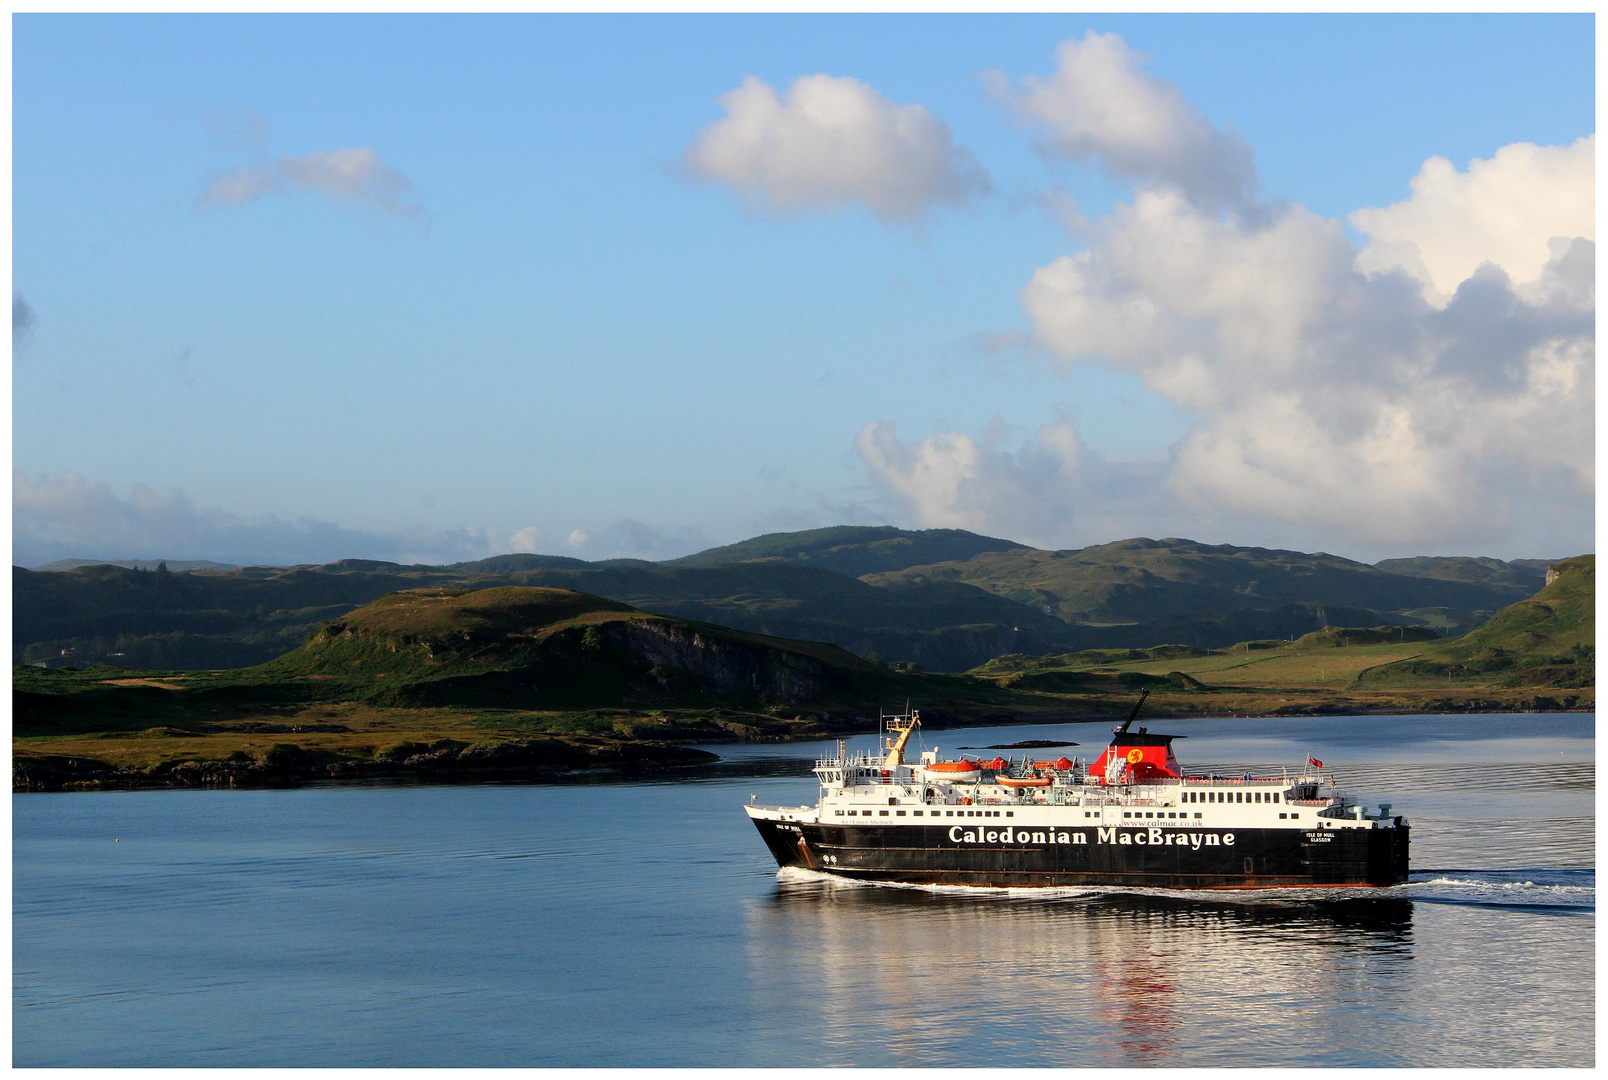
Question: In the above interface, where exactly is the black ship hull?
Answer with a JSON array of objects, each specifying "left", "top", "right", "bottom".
[{"left": 752, "top": 819, "right": 1409, "bottom": 889}]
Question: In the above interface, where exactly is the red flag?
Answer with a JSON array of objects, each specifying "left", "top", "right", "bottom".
[{"left": 1307, "top": 756, "right": 1324, "bottom": 768}]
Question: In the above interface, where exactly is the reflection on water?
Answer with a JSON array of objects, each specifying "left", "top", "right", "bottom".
[
  {"left": 746, "top": 874, "right": 1419, "bottom": 1067},
  {"left": 745, "top": 871, "right": 1591, "bottom": 1067}
]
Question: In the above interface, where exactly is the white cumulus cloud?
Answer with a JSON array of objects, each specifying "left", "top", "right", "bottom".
[
  {"left": 562, "top": 520, "right": 708, "bottom": 561},
  {"left": 988, "top": 32, "right": 1257, "bottom": 214},
  {"left": 1013, "top": 158, "right": 1593, "bottom": 550},
  {"left": 855, "top": 418, "right": 1188, "bottom": 548},
  {"left": 684, "top": 73, "right": 989, "bottom": 221},
  {"left": 1351, "top": 136, "right": 1596, "bottom": 306},
  {"left": 855, "top": 35, "right": 1592, "bottom": 556},
  {"left": 508, "top": 526, "right": 544, "bottom": 552}
]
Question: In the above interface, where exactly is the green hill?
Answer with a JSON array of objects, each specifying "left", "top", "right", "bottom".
[
  {"left": 664, "top": 525, "right": 1024, "bottom": 576},
  {"left": 1374, "top": 556, "right": 1548, "bottom": 590},
  {"left": 14, "top": 584, "right": 1037, "bottom": 790},
  {"left": 865, "top": 536, "right": 1534, "bottom": 632},
  {"left": 15, "top": 530, "right": 1563, "bottom": 675},
  {"left": 1356, "top": 556, "right": 1594, "bottom": 689},
  {"left": 256, "top": 585, "right": 912, "bottom": 711},
  {"left": 14, "top": 557, "right": 1078, "bottom": 673},
  {"left": 16, "top": 584, "right": 1027, "bottom": 736},
  {"left": 1292, "top": 625, "right": 1440, "bottom": 649}
]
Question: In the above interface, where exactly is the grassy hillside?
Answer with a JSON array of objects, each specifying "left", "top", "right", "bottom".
[
  {"left": 664, "top": 525, "right": 1024, "bottom": 576},
  {"left": 1374, "top": 556, "right": 1548, "bottom": 590},
  {"left": 967, "top": 558, "right": 1593, "bottom": 714},
  {"left": 16, "top": 584, "right": 930, "bottom": 732},
  {"left": 15, "top": 558, "right": 1079, "bottom": 673},
  {"left": 16, "top": 530, "right": 1567, "bottom": 674},
  {"left": 14, "top": 585, "right": 1032, "bottom": 791},
  {"left": 866, "top": 537, "right": 1535, "bottom": 632},
  {"left": 1356, "top": 555, "right": 1593, "bottom": 689}
]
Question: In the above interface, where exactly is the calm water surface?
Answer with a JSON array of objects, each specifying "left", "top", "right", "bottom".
[{"left": 14, "top": 713, "right": 1594, "bottom": 1066}]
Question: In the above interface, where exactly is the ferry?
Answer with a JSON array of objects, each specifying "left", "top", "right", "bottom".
[{"left": 745, "top": 696, "right": 1409, "bottom": 889}]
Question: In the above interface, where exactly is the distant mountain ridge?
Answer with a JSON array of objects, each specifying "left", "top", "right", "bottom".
[
  {"left": 862, "top": 537, "right": 1540, "bottom": 629},
  {"left": 1373, "top": 556, "right": 1550, "bottom": 590},
  {"left": 662, "top": 525, "right": 1025, "bottom": 576},
  {"left": 32, "top": 558, "right": 243, "bottom": 573},
  {"left": 17, "top": 527, "right": 1581, "bottom": 673}
]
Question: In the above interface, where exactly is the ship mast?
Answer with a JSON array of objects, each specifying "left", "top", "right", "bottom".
[{"left": 881, "top": 704, "right": 921, "bottom": 768}]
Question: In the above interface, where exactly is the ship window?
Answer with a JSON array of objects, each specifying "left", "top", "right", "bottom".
[
  {"left": 862, "top": 811, "right": 872, "bottom": 816},
  {"left": 1235, "top": 792, "right": 1243, "bottom": 803},
  {"left": 1194, "top": 813, "right": 1202, "bottom": 819},
  {"left": 1273, "top": 793, "right": 1280, "bottom": 803},
  {"left": 913, "top": 811, "right": 922, "bottom": 816},
  {"left": 1124, "top": 812, "right": 1132, "bottom": 819},
  {"left": 1279, "top": 813, "right": 1286, "bottom": 819},
  {"left": 946, "top": 811, "right": 954, "bottom": 817},
  {"left": 1005, "top": 812, "right": 1014, "bottom": 817},
  {"left": 1254, "top": 793, "right": 1261, "bottom": 803},
  {"left": 879, "top": 810, "right": 889, "bottom": 816},
  {"left": 896, "top": 811, "right": 905, "bottom": 816}
]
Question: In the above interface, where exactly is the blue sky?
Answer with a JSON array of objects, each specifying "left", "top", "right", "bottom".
[{"left": 12, "top": 15, "right": 1596, "bottom": 566}]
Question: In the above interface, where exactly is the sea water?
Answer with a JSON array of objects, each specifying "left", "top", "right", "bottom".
[{"left": 13, "top": 713, "right": 1594, "bottom": 1066}]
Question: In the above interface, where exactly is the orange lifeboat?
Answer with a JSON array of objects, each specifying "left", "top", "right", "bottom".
[
  {"left": 996, "top": 773, "right": 1053, "bottom": 789},
  {"left": 924, "top": 759, "right": 981, "bottom": 783},
  {"left": 1033, "top": 757, "right": 1076, "bottom": 772}
]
